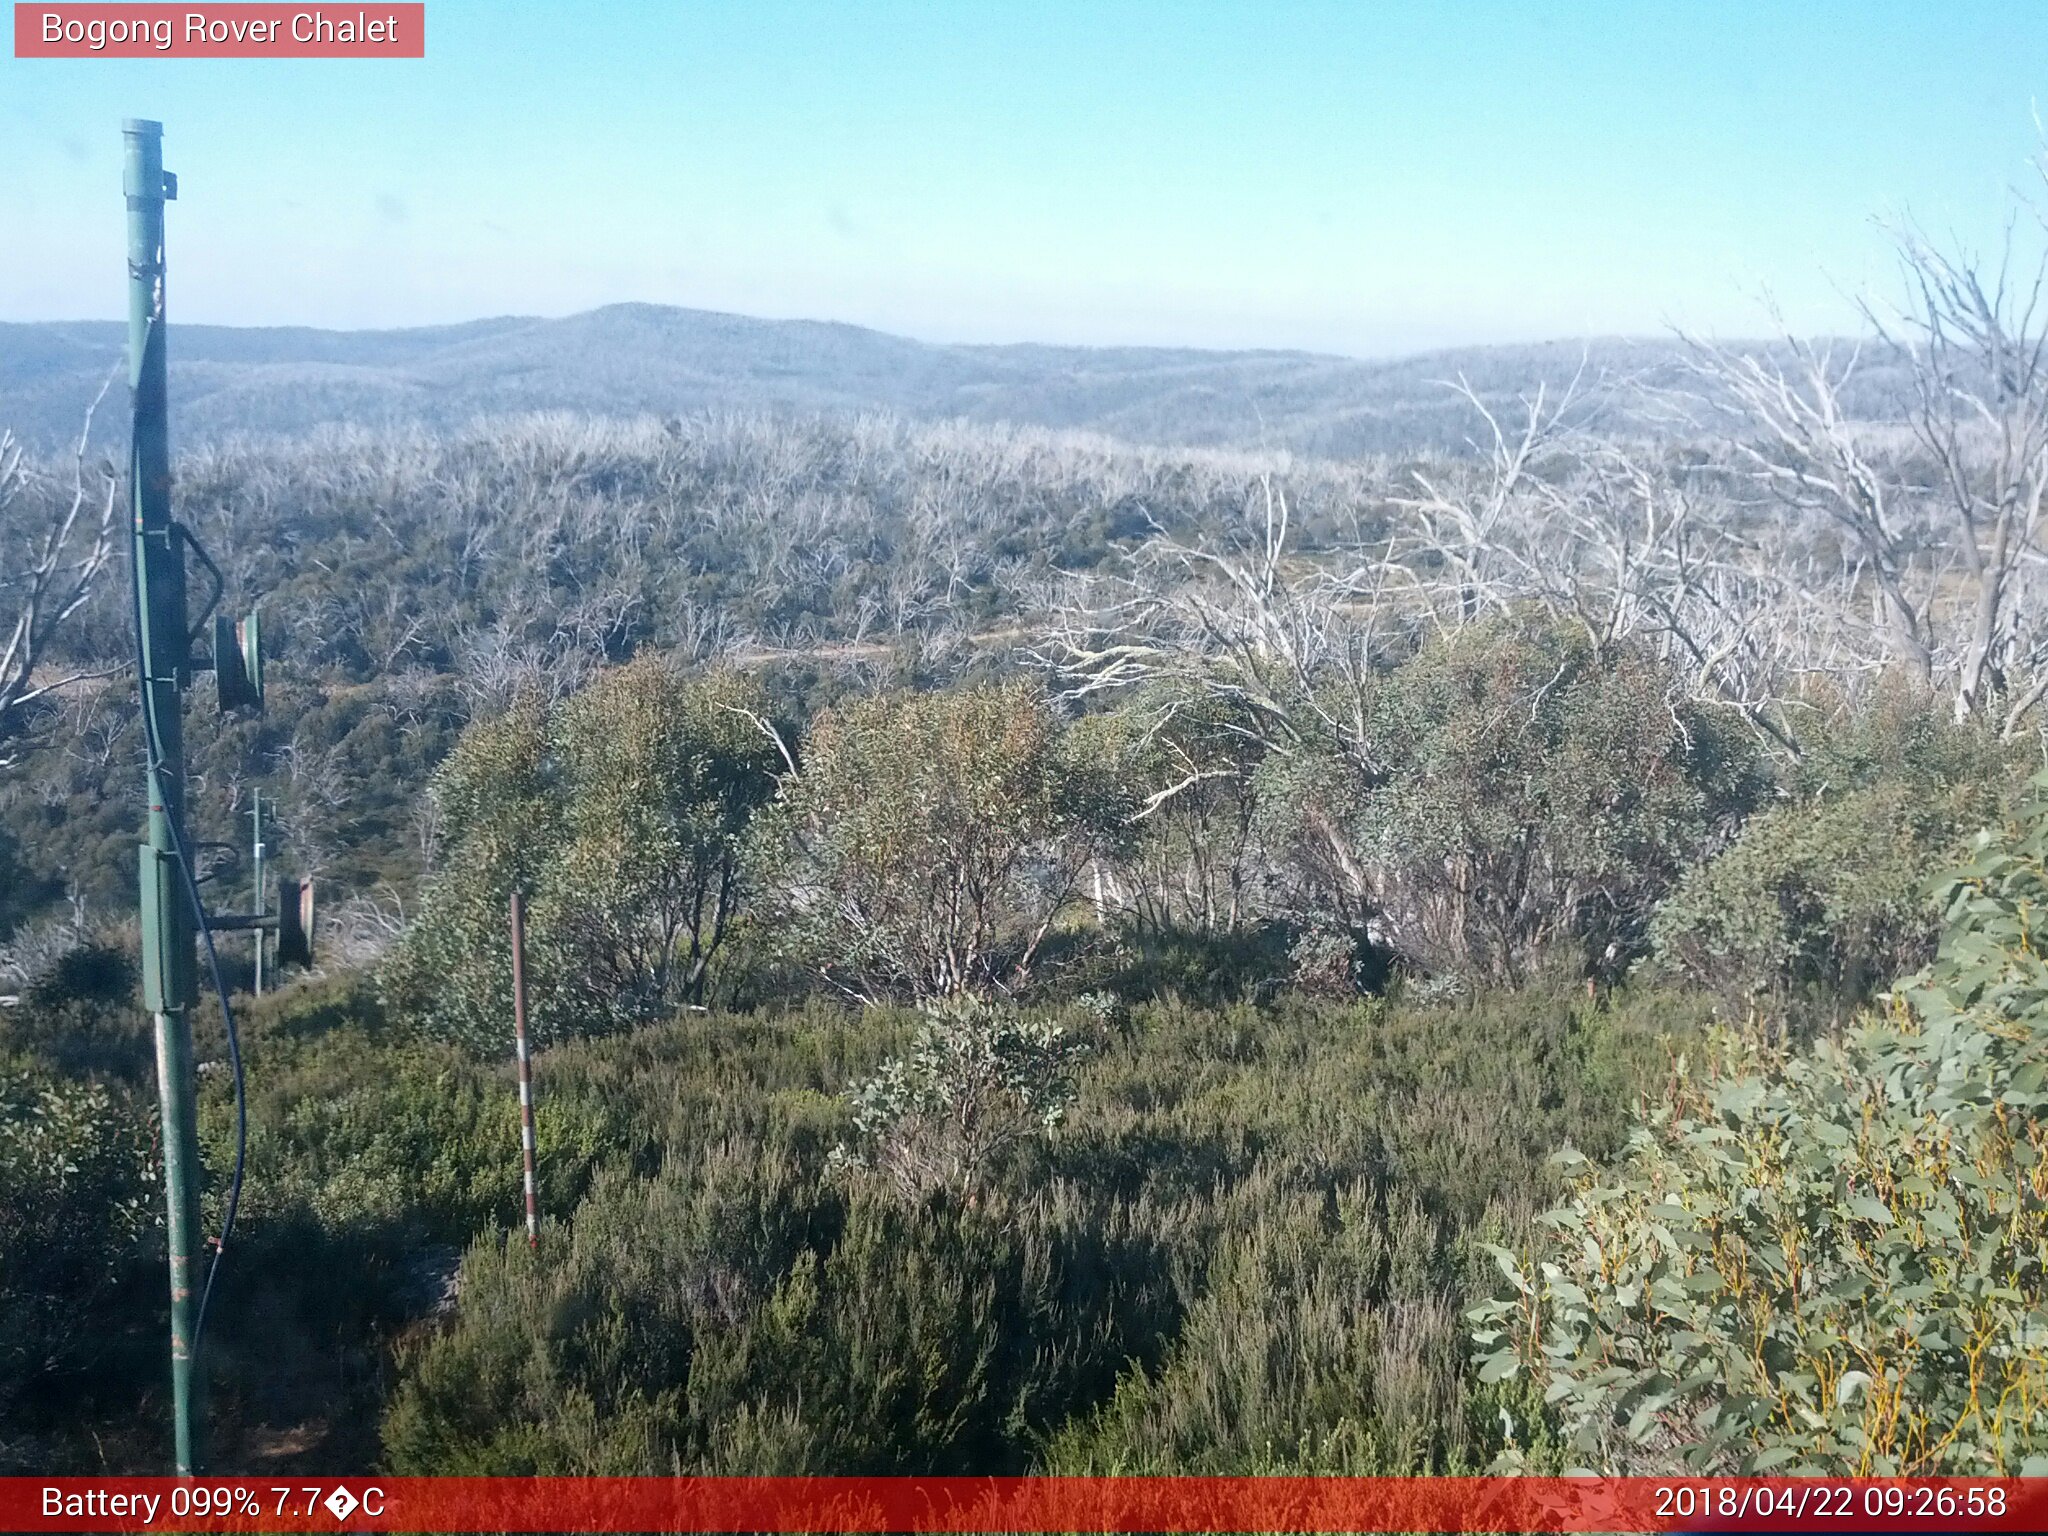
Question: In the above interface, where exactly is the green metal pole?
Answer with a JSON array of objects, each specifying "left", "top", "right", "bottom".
[{"left": 124, "top": 117, "right": 203, "bottom": 1478}]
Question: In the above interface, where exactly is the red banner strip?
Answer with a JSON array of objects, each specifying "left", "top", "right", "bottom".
[
  {"left": 13, "top": 4, "right": 423, "bottom": 58},
  {"left": 6, "top": 1476, "right": 2048, "bottom": 1533}
]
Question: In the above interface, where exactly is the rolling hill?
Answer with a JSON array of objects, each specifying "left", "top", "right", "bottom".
[{"left": 0, "top": 304, "right": 1902, "bottom": 458}]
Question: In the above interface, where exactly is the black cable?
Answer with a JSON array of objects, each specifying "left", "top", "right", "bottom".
[
  {"left": 127, "top": 317, "right": 248, "bottom": 1367},
  {"left": 180, "top": 815, "right": 245, "bottom": 1363}
]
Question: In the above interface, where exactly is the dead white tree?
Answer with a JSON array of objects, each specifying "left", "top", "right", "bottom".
[
  {"left": 0, "top": 382, "right": 120, "bottom": 765},
  {"left": 1682, "top": 326, "right": 1939, "bottom": 690},
  {"left": 1878, "top": 221, "right": 2048, "bottom": 732},
  {"left": 1688, "top": 197, "right": 2048, "bottom": 737},
  {"left": 1039, "top": 374, "right": 1837, "bottom": 781},
  {"left": 1394, "top": 370, "right": 1587, "bottom": 628},
  {"left": 1496, "top": 443, "right": 1819, "bottom": 753},
  {"left": 1036, "top": 473, "right": 1394, "bottom": 762}
]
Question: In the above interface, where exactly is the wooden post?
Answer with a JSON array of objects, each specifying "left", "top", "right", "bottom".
[
  {"left": 249, "top": 788, "right": 265, "bottom": 996},
  {"left": 509, "top": 888, "right": 539, "bottom": 1251}
]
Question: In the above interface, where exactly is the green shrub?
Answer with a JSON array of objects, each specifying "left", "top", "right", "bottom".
[
  {"left": 1260, "top": 615, "right": 1766, "bottom": 985},
  {"left": 1473, "top": 776, "right": 2048, "bottom": 1474},
  {"left": 1042, "top": 1186, "right": 1470, "bottom": 1473},
  {"left": 0, "top": 1066, "right": 158, "bottom": 1468},
  {"left": 382, "top": 1148, "right": 825, "bottom": 1474},
  {"left": 1789, "top": 681, "right": 2015, "bottom": 802},
  {"left": 1072, "top": 688, "right": 1267, "bottom": 941},
  {"left": 382, "top": 662, "right": 781, "bottom": 1050},
  {"left": 0, "top": 937, "right": 148, "bottom": 1081},
  {"left": 755, "top": 681, "right": 1128, "bottom": 1000},
  {"left": 1649, "top": 782, "right": 1985, "bottom": 1023},
  {"left": 1650, "top": 686, "right": 2012, "bottom": 1024},
  {"left": 202, "top": 977, "right": 635, "bottom": 1242},
  {"left": 831, "top": 999, "right": 1089, "bottom": 1200},
  {"left": 381, "top": 983, "right": 1673, "bottom": 1477},
  {"left": 1068, "top": 919, "right": 1296, "bottom": 1006},
  {"left": 384, "top": 1157, "right": 1177, "bottom": 1476}
]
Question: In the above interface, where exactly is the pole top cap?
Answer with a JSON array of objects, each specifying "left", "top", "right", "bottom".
[{"left": 123, "top": 118, "right": 163, "bottom": 136}]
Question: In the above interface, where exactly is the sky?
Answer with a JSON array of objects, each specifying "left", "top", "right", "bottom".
[{"left": 4, "top": 1, "right": 2048, "bottom": 356}]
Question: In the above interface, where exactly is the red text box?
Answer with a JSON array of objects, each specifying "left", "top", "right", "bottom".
[
  {"left": 14, "top": 4, "right": 424, "bottom": 57},
  {"left": 5, "top": 1476, "right": 2048, "bottom": 1534}
]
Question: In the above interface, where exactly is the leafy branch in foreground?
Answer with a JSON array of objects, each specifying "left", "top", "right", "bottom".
[{"left": 1473, "top": 774, "right": 2048, "bottom": 1474}]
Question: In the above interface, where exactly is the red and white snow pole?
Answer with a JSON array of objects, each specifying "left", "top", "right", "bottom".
[{"left": 509, "top": 888, "right": 539, "bottom": 1251}]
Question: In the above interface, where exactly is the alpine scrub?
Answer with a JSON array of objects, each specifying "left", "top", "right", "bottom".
[{"left": 1472, "top": 774, "right": 2048, "bottom": 1474}]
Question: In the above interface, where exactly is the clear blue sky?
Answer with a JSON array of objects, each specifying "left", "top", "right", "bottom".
[{"left": 4, "top": 1, "right": 2046, "bottom": 355}]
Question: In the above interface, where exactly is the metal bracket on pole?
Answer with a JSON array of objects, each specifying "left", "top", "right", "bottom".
[{"left": 137, "top": 845, "right": 192, "bottom": 1013}]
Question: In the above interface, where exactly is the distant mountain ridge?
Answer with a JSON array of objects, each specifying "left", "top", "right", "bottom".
[{"left": 0, "top": 303, "right": 1892, "bottom": 458}]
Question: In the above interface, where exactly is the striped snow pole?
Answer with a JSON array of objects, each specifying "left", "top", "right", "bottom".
[{"left": 509, "top": 888, "right": 539, "bottom": 1251}]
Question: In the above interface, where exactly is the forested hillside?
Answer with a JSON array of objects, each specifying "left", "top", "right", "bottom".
[
  {"left": 0, "top": 308, "right": 1915, "bottom": 457},
  {"left": 5, "top": 209, "right": 2048, "bottom": 1479}
]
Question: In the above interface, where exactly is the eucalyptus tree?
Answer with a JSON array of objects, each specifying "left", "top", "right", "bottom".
[
  {"left": 757, "top": 680, "right": 1129, "bottom": 1001},
  {"left": 384, "top": 659, "right": 783, "bottom": 1049}
]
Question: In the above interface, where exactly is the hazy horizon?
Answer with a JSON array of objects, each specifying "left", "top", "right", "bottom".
[
  {"left": 7, "top": 298, "right": 1764, "bottom": 365},
  {"left": 8, "top": 2, "right": 2048, "bottom": 354}
]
